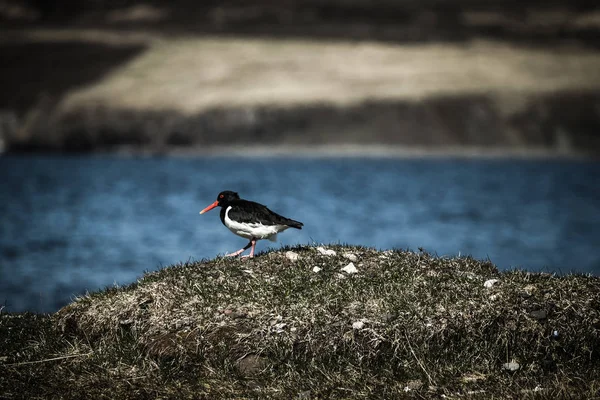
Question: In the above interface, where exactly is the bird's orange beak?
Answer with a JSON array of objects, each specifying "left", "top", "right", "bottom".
[{"left": 199, "top": 200, "right": 219, "bottom": 214}]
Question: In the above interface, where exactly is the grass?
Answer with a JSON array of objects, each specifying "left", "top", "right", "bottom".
[
  {"left": 58, "top": 36, "right": 600, "bottom": 113},
  {"left": 1, "top": 245, "right": 599, "bottom": 398},
  {"left": 2, "top": 24, "right": 600, "bottom": 154}
]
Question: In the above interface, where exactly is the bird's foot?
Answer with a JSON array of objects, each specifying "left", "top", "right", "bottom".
[{"left": 241, "top": 254, "right": 254, "bottom": 259}]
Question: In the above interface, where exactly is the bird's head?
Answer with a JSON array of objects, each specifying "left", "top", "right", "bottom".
[{"left": 199, "top": 191, "right": 240, "bottom": 214}]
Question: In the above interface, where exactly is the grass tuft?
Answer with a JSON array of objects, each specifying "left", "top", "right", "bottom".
[{"left": 1, "top": 245, "right": 599, "bottom": 398}]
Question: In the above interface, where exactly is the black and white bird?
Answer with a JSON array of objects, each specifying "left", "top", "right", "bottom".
[{"left": 199, "top": 190, "right": 303, "bottom": 258}]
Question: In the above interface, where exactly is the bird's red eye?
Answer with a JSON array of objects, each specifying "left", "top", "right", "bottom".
[{"left": 219, "top": 194, "right": 224, "bottom": 198}]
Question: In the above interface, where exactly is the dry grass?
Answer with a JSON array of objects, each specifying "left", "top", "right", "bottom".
[
  {"left": 55, "top": 35, "right": 600, "bottom": 114},
  {"left": 3, "top": 27, "right": 599, "bottom": 155},
  {"left": 5, "top": 28, "right": 600, "bottom": 114},
  {"left": 1, "top": 245, "right": 599, "bottom": 398},
  {"left": 3, "top": 2, "right": 600, "bottom": 154}
]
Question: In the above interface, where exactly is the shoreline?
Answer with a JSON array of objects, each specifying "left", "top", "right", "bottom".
[
  {"left": 140, "top": 144, "right": 595, "bottom": 159},
  {"left": 5, "top": 144, "right": 591, "bottom": 160}
]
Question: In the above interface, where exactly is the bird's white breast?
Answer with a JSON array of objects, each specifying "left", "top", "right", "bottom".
[{"left": 224, "top": 206, "right": 289, "bottom": 241}]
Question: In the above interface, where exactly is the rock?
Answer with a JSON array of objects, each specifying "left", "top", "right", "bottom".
[
  {"left": 312, "top": 266, "right": 322, "bottom": 273},
  {"left": 341, "top": 262, "right": 358, "bottom": 274},
  {"left": 316, "top": 246, "right": 336, "bottom": 256},
  {"left": 484, "top": 279, "right": 499, "bottom": 288},
  {"left": 529, "top": 309, "right": 547, "bottom": 320},
  {"left": 352, "top": 320, "right": 365, "bottom": 329},
  {"left": 285, "top": 251, "right": 299, "bottom": 261},
  {"left": 406, "top": 379, "right": 423, "bottom": 391},
  {"left": 343, "top": 252, "right": 358, "bottom": 262},
  {"left": 461, "top": 373, "right": 486, "bottom": 383},
  {"left": 521, "top": 284, "right": 537, "bottom": 298},
  {"left": 236, "top": 354, "right": 269, "bottom": 376},
  {"left": 503, "top": 361, "right": 520, "bottom": 371}
]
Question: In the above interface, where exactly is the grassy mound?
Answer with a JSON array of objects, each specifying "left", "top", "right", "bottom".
[{"left": 1, "top": 245, "right": 599, "bottom": 398}]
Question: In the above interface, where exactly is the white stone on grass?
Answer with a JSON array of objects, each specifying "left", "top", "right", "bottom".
[
  {"left": 341, "top": 262, "right": 358, "bottom": 274},
  {"left": 503, "top": 361, "right": 520, "bottom": 371},
  {"left": 343, "top": 252, "right": 358, "bottom": 262},
  {"left": 484, "top": 279, "right": 499, "bottom": 288},
  {"left": 312, "top": 266, "right": 322, "bottom": 273},
  {"left": 285, "top": 251, "right": 299, "bottom": 261},
  {"left": 352, "top": 320, "right": 365, "bottom": 329},
  {"left": 316, "top": 246, "right": 336, "bottom": 256}
]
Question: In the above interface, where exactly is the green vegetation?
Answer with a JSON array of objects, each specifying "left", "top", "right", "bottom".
[{"left": 1, "top": 245, "right": 599, "bottom": 398}]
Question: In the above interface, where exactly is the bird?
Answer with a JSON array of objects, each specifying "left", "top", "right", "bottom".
[{"left": 199, "top": 190, "right": 303, "bottom": 258}]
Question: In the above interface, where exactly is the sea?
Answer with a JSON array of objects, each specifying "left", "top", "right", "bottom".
[{"left": 1, "top": 154, "right": 599, "bottom": 313}]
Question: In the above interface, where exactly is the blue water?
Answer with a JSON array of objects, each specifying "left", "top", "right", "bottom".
[{"left": 1, "top": 154, "right": 599, "bottom": 313}]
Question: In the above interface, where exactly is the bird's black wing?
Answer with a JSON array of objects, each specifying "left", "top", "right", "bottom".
[{"left": 228, "top": 200, "right": 303, "bottom": 229}]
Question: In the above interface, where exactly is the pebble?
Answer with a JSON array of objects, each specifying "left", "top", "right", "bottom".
[
  {"left": 406, "top": 380, "right": 423, "bottom": 391},
  {"left": 484, "top": 279, "right": 499, "bottom": 288},
  {"left": 529, "top": 309, "right": 547, "bottom": 320},
  {"left": 341, "top": 262, "right": 358, "bottom": 274},
  {"left": 316, "top": 246, "right": 336, "bottom": 256},
  {"left": 312, "top": 266, "right": 322, "bottom": 273},
  {"left": 521, "top": 284, "right": 537, "bottom": 297},
  {"left": 352, "top": 320, "right": 365, "bottom": 329},
  {"left": 503, "top": 361, "right": 520, "bottom": 371},
  {"left": 285, "top": 251, "right": 299, "bottom": 261},
  {"left": 343, "top": 252, "right": 358, "bottom": 262}
]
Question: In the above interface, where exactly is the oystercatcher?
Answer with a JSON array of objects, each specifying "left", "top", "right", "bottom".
[{"left": 200, "top": 191, "right": 303, "bottom": 258}]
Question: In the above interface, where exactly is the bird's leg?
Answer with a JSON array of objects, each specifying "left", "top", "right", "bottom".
[
  {"left": 225, "top": 240, "right": 253, "bottom": 257},
  {"left": 241, "top": 239, "right": 257, "bottom": 259}
]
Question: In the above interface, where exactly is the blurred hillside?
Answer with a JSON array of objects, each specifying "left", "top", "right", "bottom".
[{"left": 1, "top": 0, "right": 600, "bottom": 154}]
